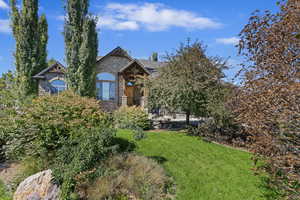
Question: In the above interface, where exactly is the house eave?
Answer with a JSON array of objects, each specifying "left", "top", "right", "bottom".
[
  {"left": 32, "top": 75, "right": 45, "bottom": 79},
  {"left": 119, "top": 59, "right": 151, "bottom": 75},
  {"left": 96, "top": 46, "right": 134, "bottom": 63},
  {"left": 33, "top": 61, "right": 66, "bottom": 78}
]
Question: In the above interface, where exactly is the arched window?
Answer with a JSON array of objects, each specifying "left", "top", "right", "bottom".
[
  {"left": 96, "top": 73, "right": 116, "bottom": 101},
  {"left": 97, "top": 73, "right": 116, "bottom": 81},
  {"left": 50, "top": 80, "right": 66, "bottom": 94}
]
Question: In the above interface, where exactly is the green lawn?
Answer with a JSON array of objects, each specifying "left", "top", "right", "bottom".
[{"left": 117, "top": 129, "right": 273, "bottom": 200}]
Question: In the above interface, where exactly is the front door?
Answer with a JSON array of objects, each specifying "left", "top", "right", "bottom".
[{"left": 125, "top": 86, "right": 134, "bottom": 106}]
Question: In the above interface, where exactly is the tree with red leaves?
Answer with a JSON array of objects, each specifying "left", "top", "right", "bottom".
[{"left": 237, "top": 0, "right": 300, "bottom": 198}]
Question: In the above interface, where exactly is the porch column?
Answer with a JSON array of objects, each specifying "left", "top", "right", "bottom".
[
  {"left": 121, "top": 95, "right": 128, "bottom": 107},
  {"left": 141, "top": 85, "right": 149, "bottom": 112},
  {"left": 119, "top": 74, "right": 127, "bottom": 107}
]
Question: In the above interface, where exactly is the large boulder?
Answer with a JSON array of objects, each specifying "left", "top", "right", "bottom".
[{"left": 14, "top": 170, "right": 60, "bottom": 200}]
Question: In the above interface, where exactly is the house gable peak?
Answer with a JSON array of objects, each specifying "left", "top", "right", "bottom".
[
  {"left": 97, "top": 46, "right": 133, "bottom": 63},
  {"left": 119, "top": 59, "right": 151, "bottom": 75},
  {"left": 33, "top": 61, "right": 66, "bottom": 79}
]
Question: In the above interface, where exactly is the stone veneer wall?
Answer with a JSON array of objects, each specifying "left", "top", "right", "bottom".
[
  {"left": 38, "top": 73, "right": 65, "bottom": 96},
  {"left": 100, "top": 101, "right": 118, "bottom": 112},
  {"left": 95, "top": 56, "right": 131, "bottom": 111},
  {"left": 38, "top": 55, "right": 135, "bottom": 112}
]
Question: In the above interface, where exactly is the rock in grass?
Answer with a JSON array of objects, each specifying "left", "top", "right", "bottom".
[{"left": 13, "top": 170, "right": 59, "bottom": 200}]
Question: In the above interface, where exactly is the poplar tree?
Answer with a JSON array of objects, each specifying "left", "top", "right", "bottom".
[
  {"left": 35, "top": 14, "right": 48, "bottom": 76},
  {"left": 78, "top": 17, "right": 98, "bottom": 97},
  {"left": 10, "top": 0, "right": 48, "bottom": 96},
  {"left": 64, "top": 0, "right": 98, "bottom": 96}
]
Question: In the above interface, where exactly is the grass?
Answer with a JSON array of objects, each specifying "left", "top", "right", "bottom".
[
  {"left": 0, "top": 180, "right": 11, "bottom": 200},
  {"left": 117, "top": 129, "right": 275, "bottom": 200}
]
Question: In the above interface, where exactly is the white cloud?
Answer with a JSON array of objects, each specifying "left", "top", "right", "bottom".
[
  {"left": 99, "top": 16, "right": 139, "bottom": 30},
  {"left": 0, "top": 19, "right": 10, "bottom": 33},
  {"left": 216, "top": 37, "right": 239, "bottom": 45},
  {"left": 98, "top": 2, "right": 222, "bottom": 31},
  {"left": 0, "top": 0, "right": 8, "bottom": 9}
]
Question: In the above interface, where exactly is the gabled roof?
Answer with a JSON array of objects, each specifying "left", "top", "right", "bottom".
[
  {"left": 119, "top": 59, "right": 151, "bottom": 75},
  {"left": 33, "top": 47, "right": 167, "bottom": 79},
  {"left": 33, "top": 61, "right": 66, "bottom": 79},
  {"left": 96, "top": 47, "right": 166, "bottom": 75},
  {"left": 96, "top": 46, "right": 133, "bottom": 63},
  {"left": 138, "top": 59, "right": 167, "bottom": 69}
]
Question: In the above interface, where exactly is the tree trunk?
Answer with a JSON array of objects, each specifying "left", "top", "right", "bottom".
[{"left": 186, "top": 111, "right": 190, "bottom": 126}]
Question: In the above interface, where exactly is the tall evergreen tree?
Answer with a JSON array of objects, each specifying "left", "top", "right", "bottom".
[
  {"left": 10, "top": 0, "right": 21, "bottom": 73},
  {"left": 34, "top": 14, "right": 48, "bottom": 76},
  {"left": 10, "top": 0, "right": 48, "bottom": 96},
  {"left": 78, "top": 16, "right": 98, "bottom": 97},
  {"left": 64, "top": 0, "right": 98, "bottom": 96}
]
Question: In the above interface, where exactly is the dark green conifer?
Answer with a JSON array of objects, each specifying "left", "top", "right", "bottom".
[
  {"left": 10, "top": 0, "right": 48, "bottom": 96},
  {"left": 78, "top": 16, "right": 98, "bottom": 97},
  {"left": 34, "top": 14, "right": 48, "bottom": 76},
  {"left": 64, "top": 0, "right": 98, "bottom": 96}
]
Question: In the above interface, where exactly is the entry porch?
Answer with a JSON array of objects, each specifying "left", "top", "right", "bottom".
[{"left": 118, "top": 60, "right": 149, "bottom": 109}]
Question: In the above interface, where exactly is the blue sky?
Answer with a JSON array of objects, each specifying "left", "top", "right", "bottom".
[{"left": 0, "top": 0, "right": 278, "bottom": 81}]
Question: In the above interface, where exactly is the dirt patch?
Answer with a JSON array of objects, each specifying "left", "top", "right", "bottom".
[{"left": 0, "top": 161, "right": 22, "bottom": 185}]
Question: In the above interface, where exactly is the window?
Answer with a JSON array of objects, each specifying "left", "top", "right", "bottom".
[
  {"left": 96, "top": 73, "right": 116, "bottom": 100},
  {"left": 50, "top": 80, "right": 66, "bottom": 94},
  {"left": 97, "top": 73, "right": 116, "bottom": 81},
  {"left": 126, "top": 81, "right": 134, "bottom": 86}
]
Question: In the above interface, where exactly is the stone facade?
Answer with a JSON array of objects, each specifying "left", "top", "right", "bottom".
[
  {"left": 95, "top": 55, "right": 131, "bottom": 109},
  {"left": 33, "top": 47, "right": 165, "bottom": 112},
  {"left": 33, "top": 62, "right": 66, "bottom": 96},
  {"left": 38, "top": 72, "right": 65, "bottom": 95}
]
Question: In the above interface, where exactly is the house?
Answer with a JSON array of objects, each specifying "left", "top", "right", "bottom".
[{"left": 33, "top": 47, "right": 166, "bottom": 111}]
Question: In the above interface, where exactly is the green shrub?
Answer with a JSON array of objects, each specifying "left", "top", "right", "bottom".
[
  {"left": 114, "top": 106, "right": 151, "bottom": 130},
  {"left": 52, "top": 127, "right": 116, "bottom": 199},
  {"left": 2, "top": 91, "right": 116, "bottom": 199},
  {"left": 0, "top": 71, "right": 33, "bottom": 162},
  {"left": 85, "top": 154, "right": 175, "bottom": 200},
  {"left": 0, "top": 180, "right": 12, "bottom": 200},
  {"left": 188, "top": 118, "right": 249, "bottom": 147},
  {"left": 3, "top": 91, "right": 113, "bottom": 160},
  {"left": 69, "top": 193, "right": 80, "bottom": 200},
  {"left": 133, "top": 127, "right": 147, "bottom": 141}
]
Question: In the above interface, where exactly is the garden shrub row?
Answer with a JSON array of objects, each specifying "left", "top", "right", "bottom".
[{"left": 188, "top": 118, "right": 250, "bottom": 148}]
